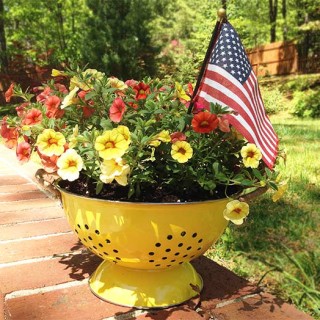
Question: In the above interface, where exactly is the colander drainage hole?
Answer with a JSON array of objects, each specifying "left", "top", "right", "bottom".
[
  {"left": 99, "top": 243, "right": 103, "bottom": 247},
  {"left": 106, "top": 239, "right": 111, "bottom": 244},
  {"left": 77, "top": 224, "right": 81, "bottom": 229},
  {"left": 162, "top": 257, "right": 167, "bottom": 260},
  {"left": 93, "top": 246, "right": 97, "bottom": 249},
  {"left": 149, "top": 252, "right": 155, "bottom": 256},
  {"left": 187, "top": 246, "right": 192, "bottom": 250},
  {"left": 85, "top": 224, "right": 89, "bottom": 230},
  {"left": 88, "top": 236, "right": 93, "bottom": 240},
  {"left": 149, "top": 259, "right": 154, "bottom": 262},
  {"left": 178, "top": 243, "right": 183, "bottom": 247},
  {"left": 103, "top": 252, "right": 109, "bottom": 255},
  {"left": 181, "top": 231, "right": 186, "bottom": 236},
  {"left": 113, "top": 249, "right": 119, "bottom": 253},
  {"left": 155, "top": 243, "right": 161, "bottom": 247},
  {"left": 95, "top": 230, "right": 100, "bottom": 235},
  {"left": 167, "top": 235, "right": 173, "bottom": 240},
  {"left": 75, "top": 229, "right": 78, "bottom": 234},
  {"left": 192, "top": 233, "right": 198, "bottom": 238},
  {"left": 174, "top": 252, "right": 180, "bottom": 256},
  {"left": 165, "top": 248, "right": 171, "bottom": 252},
  {"left": 198, "top": 239, "right": 203, "bottom": 243}
]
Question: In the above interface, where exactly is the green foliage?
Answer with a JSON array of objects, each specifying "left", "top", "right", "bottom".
[
  {"left": 293, "top": 89, "right": 320, "bottom": 118},
  {"left": 260, "top": 87, "right": 284, "bottom": 115}
]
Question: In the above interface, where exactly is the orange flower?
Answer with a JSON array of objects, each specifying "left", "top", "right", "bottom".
[
  {"left": 36, "top": 87, "right": 52, "bottom": 103},
  {"left": 16, "top": 142, "right": 31, "bottom": 164},
  {"left": 109, "top": 97, "right": 126, "bottom": 123},
  {"left": 1, "top": 117, "right": 18, "bottom": 148},
  {"left": 45, "top": 96, "right": 64, "bottom": 119},
  {"left": 133, "top": 82, "right": 150, "bottom": 100},
  {"left": 22, "top": 108, "right": 43, "bottom": 125},
  {"left": 5, "top": 83, "right": 14, "bottom": 102},
  {"left": 191, "top": 111, "right": 219, "bottom": 133},
  {"left": 15, "top": 102, "right": 30, "bottom": 118}
]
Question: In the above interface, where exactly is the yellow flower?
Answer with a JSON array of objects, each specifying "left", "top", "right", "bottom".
[
  {"left": 171, "top": 141, "right": 193, "bottom": 163},
  {"left": 149, "top": 130, "right": 171, "bottom": 147},
  {"left": 100, "top": 158, "right": 130, "bottom": 186},
  {"left": 61, "top": 86, "right": 79, "bottom": 109},
  {"left": 69, "top": 125, "right": 79, "bottom": 149},
  {"left": 175, "top": 82, "right": 190, "bottom": 101},
  {"left": 108, "top": 77, "right": 128, "bottom": 91},
  {"left": 241, "top": 143, "right": 262, "bottom": 168},
  {"left": 51, "top": 69, "right": 66, "bottom": 77},
  {"left": 223, "top": 200, "right": 249, "bottom": 225},
  {"left": 116, "top": 125, "right": 131, "bottom": 144},
  {"left": 70, "top": 69, "right": 104, "bottom": 91},
  {"left": 272, "top": 182, "right": 288, "bottom": 202},
  {"left": 36, "top": 129, "right": 66, "bottom": 156},
  {"left": 95, "top": 129, "right": 129, "bottom": 160},
  {"left": 57, "top": 149, "right": 83, "bottom": 181}
]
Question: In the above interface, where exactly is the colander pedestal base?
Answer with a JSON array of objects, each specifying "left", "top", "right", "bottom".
[{"left": 89, "top": 260, "right": 203, "bottom": 309}]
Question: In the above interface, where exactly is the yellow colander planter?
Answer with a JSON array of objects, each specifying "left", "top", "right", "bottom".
[{"left": 59, "top": 188, "right": 229, "bottom": 309}]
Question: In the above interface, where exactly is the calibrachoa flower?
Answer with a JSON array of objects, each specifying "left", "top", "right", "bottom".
[
  {"left": 133, "top": 82, "right": 150, "bottom": 100},
  {"left": 95, "top": 129, "right": 130, "bottom": 160},
  {"left": 100, "top": 158, "right": 130, "bottom": 186},
  {"left": 22, "top": 108, "right": 43, "bottom": 125},
  {"left": 223, "top": 200, "right": 249, "bottom": 225},
  {"left": 241, "top": 143, "right": 262, "bottom": 168},
  {"left": 2, "top": 66, "right": 284, "bottom": 210},
  {"left": 36, "top": 129, "right": 66, "bottom": 156},
  {"left": 16, "top": 142, "right": 31, "bottom": 164},
  {"left": 272, "top": 182, "right": 288, "bottom": 202},
  {"left": 191, "top": 111, "right": 219, "bottom": 133},
  {"left": 109, "top": 97, "right": 126, "bottom": 123},
  {"left": 57, "top": 149, "right": 84, "bottom": 182},
  {"left": 5, "top": 83, "right": 14, "bottom": 102},
  {"left": 171, "top": 141, "right": 193, "bottom": 163}
]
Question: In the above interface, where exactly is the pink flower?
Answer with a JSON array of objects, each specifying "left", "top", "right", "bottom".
[
  {"left": 109, "top": 97, "right": 126, "bottom": 123},
  {"left": 22, "top": 108, "right": 43, "bottom": 125},
  {"left": 5, "top": 83, "right": 14, "bottom": 102},
  {"left": 125, "top": 79, "right": 138, "bottom": 88},
  {"left": 193, "top": 101, "right": 209, "bottom": 113},
  {"left": 45, "top": 96, "right": 64, "bottom": 119},
  {"left": 170, "top": 132, "right": 187, "bottom": 143},
  {"left": 54, "top": 83, "right": 68, "bottom": 94},
  {"left": 218, "top": 115, "right": 230, "bottom": 133},
  {"left": 16, "top": 142, "right": 31, "bottom": 164}
]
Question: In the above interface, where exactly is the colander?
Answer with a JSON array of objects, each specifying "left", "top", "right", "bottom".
[{"left": 59, "top": 188, "right": 229, "bottom": 308}]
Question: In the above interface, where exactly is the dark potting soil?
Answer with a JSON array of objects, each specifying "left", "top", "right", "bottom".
[{"left": 58, "top": 174, "right": 240, "bottom": 203}]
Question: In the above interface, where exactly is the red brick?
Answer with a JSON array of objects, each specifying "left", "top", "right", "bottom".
[
  {"left": 0, "top": 184, "right": 40, "bottom": 194},
  {"left": 0, "top": 207, "right": 64, "bottom": 225},
  {"left": 0, "top": 176, "right": 30, "bottom": 186},
  {"left": 191, "top": 256, "right": 260, "bottom": 310},
  {"left": 0, "top": 251, "right": 102, "bottom": 294},
  {"left": 208, "top": 292, "right": 314, "bottom": 320},
  {"left": 0, "top": 198, "right": 59, "bottom": 213},
  {"left": 0, "top": 289, "right": 4, "bottom": 320},
  {"left": 0, "top": 233, "right": 82, "bottom": 264},
  {"left": 0, "top": 218, "right": 71, "bottom": 240},
  {"left": 5, "top": 282, "right": 132, "bottom": 320},
  {"left": 0, "top": 190, "right": 48, "bottom": 202}
]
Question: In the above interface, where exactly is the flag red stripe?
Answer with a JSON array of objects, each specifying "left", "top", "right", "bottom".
[
  {"left": 197, "top": 84, "right": 276, "bottom": 165},
  {"left": 204, "top": 68, "right": 278, "bottom": 150}
]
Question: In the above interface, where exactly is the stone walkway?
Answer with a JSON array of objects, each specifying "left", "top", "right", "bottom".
[{"left": 0, "top": 144, "right": 314, "bottom": 320}]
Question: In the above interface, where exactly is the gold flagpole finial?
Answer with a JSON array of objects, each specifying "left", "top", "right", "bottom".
[{"left": 217, "top": 8, "right": 226, "bottom": 22}]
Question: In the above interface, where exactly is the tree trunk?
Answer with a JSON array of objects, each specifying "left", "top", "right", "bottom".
[
  {"left": 282, "top": 0, "right": 287, "bottom": 41},
  {"left": 269, "top": 0, "right": 278, "bottom": 42},
  {"left": 221, "top": 0, "right": 227, "bottom": 10},
  {"left": 0, "top": 0, "right": 8, "bottom": 72}
]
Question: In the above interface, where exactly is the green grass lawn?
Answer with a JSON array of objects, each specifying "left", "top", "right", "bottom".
[{"left": 207, "top": 115, "right": 320, "bottom": 319}]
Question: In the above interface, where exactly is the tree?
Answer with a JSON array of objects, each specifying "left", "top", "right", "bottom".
[
  {"left": 0, "top": 0, "right": 7, "bottom": 72},
  {"left": 269, "top": 0, "right": 278, "bottom": 42}
]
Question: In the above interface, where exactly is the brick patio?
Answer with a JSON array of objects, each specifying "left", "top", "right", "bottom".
[{"left": 0, "top": 144, "right": 314, "bottom": 320}]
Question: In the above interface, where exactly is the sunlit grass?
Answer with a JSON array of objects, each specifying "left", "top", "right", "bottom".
[{"left": 207, "top": 114, "right": 320, "bottom": 318}]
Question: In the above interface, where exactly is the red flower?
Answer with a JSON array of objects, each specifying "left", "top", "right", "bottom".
[
  {"left": 170, "top": 132, "right": 187, "bottom": 143},
  {"left": 193, "top": 101, "right": 209, "bottom": 113},
  {"left": 1, "top": 117, "right": 18, "bottom": 149},
  {"left": 191, "top": 111, "right": 219, "bottom": 134},
  {"left": 109, "top": 97, "right": 126, "bottom": 123},
  {"left": 15, "top": 102, "right": 30, "bottom": 118},
  {"left": 54, "top": 83, "right": 68, "bottom": 94},
  {"left": 45, "top": 96, "right": 64, "bottom": 119},
  {"left": 16, "top": 142, "right": 31, "bottom": 164},
  {"left": 125, "top": 79, "right": 138, "bottom": 88},
  {"left": 22, "top": 108, "right": 43, "bottom": 125},
  {"left": 133, "top": 82, "right": 150, "bottom": 100},
  {"left": 82, "top": 106, "right": 95, "bottom": 118},
  {"left": 5, "top": 83, "right": 14, "bottom": 102},
  {"left": 36, "top": 87, "right": 52, "bottom": 103}
]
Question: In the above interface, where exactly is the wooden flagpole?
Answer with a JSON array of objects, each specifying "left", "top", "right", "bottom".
[{"left": 187, "top": 8, "right": 227, "bottom": 115}]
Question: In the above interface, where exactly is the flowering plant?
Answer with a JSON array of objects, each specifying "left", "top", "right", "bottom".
[{"left": 1, "top": 67, "right": 286, "bottom": 224}]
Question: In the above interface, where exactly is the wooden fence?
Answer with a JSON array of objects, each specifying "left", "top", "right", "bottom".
[{"left": 247, "top": 41, "right": 298, "bottom": 77}]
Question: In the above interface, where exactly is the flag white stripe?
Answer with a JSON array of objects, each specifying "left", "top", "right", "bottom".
[
  {"left": 198, "top": 91, "right": 273, "bottom": 164},
  {"left": 207, "top": 65, "right": 277, "bottom": 150},
  {"left": 201, "top": 77, "right": 276, "bottom": 158}
]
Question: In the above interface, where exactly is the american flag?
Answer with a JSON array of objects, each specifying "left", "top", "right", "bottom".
[{"left": 195, "top": 22, "right": 278, "bottom": 168}]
